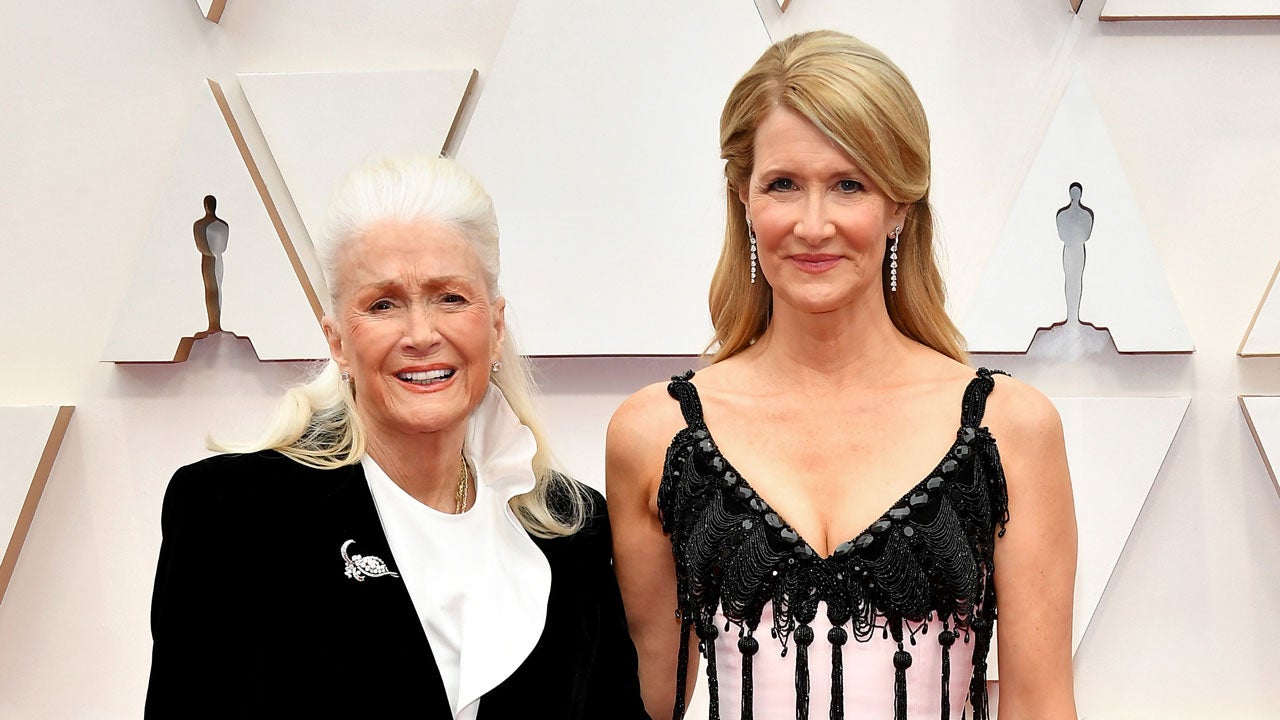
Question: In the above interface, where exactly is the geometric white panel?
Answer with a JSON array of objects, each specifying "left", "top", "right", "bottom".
[
  {"left": 1240, "top": 259, "right": 1280, "bottom": 356},
  {"left": 962, "top": 70, "right": 1194, "bottom": 354},
  {"left": 0, "top": 406, "right": 74, "bottom": 605},
  {"left": 102, "top": 80, "right": 328, "bottom": 363},
  {"left": 195, "top": 0, "right": 227, "bottom": 23},
  {"left": 1023, "top": 321, "right": 1117, "bottom": 361},
  {"left": 1056, "top": 396, "right": 1189, "bottom": 653},
  {"left": 456, "top": 0, "right": 770, "bottom": 355},
  {"left": 238, "top": 69, "right": 477, "bottom": 249},
  {"left": 1240, "top": 396, "right": 1280, "bottom": 491},
  {"left": 1101, "top": 0, "right": 1280, "bottom": 19},
  {"left": 989, "top": 396, "right": 1188, "bottom": 678}
]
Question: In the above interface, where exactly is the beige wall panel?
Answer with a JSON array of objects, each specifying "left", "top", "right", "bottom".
[
  {"left": 1059, "top": 396, "right": 1190, "bottom": 654},
  {"left": 101, "top": 81, "right": 328, "bottom": 363},
  {"left": 0, "top": 406, "right": 74, "bottom": 605},
  {"left": 195, "top": 0, "right": 227, "bottom": 23},
  {"left": 1240, "top": 259, "right": 1280, "bottom": 356},
  {"left": 456, "top": 0, "right": 770, "bottom": 355},
  {"left": 1241, "top": 396, "right": 1280, "bottom": 490},
  {"left": 238, "top": 69, "right": 478, "bottom": 250},
  {"left": 962, "top": 71, "right": 1193, "bottom": 353},
  {"left": 1102, "top": 0, "right": 1280, "bottom": 19}
]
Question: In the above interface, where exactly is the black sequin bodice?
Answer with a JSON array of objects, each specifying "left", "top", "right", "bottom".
[{"left": 657, "top": 368, "right": 1010, "bottom": 720}]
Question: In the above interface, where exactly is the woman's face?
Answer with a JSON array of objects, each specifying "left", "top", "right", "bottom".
[
  {"left": 742, "top": 105, "right": 906, "bottom": 316},
  {"left": 322, "top": 220, "right": 504, "bottom": 443}
]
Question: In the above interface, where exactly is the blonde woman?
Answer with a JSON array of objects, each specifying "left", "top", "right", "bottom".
[
  {"left": 146, "top": 157, "right": 648, "bottom": 719},
  {"left": 608, "top": 31, "right": 1077, "bottom": 720}
]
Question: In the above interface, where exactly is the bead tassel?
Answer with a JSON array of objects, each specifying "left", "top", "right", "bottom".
[
  {"left": 705, "top": 627, "right": 720, "bottom": 720},
  {"left": 893, "top": 644, "right": 912, "bottom": 720},
  {"left": 890, "top": 619, "right": 911, "bottom": 720},
  {"left": 829, "top": 626, "right": 847, "bottom": 720},
  {"left": 673, "top": 615, "right": 691, "bottom": 720},
  {"left": 739, "top": 633, "right": 758, "bottom": 720},
  {"left": 968, "top": 578, "right": 998, "bottom": 720},
  {"left": 940, "top": 621, "right": 955, "bottom": 720},
  {"left": 794, "top": 623, "right": 812, "bottom": 720}
]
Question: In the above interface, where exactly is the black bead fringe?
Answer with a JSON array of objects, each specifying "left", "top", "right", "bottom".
[
  {"left": 794, "top": 623, "right": 812, "bottom": 720},
  {"left": 673, "top": 616, "right": 691, "bottom": 720}
]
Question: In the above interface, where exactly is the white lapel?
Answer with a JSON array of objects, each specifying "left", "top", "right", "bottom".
[{"left": 454, "top": 385, "right": 551, "bottom": 714}]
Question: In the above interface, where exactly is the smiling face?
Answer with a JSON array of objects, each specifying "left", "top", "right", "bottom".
[
  {"left": 322, "top": 220, "right": 504, "bottom": 443},
  {"left": 742, "top": 105, "right": 907, "bottom": 317}
]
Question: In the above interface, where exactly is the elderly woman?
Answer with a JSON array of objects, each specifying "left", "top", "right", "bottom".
[
  {"left": 146, "top": 157, "right": 648, "bottom": 719},
  {"left": 607, "top": 31, "right": 1078, "bottom": 720}
]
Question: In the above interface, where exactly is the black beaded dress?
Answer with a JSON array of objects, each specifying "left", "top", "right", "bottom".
[{"left": 658, "top": 369, "right": 1009, "bottom": 720}]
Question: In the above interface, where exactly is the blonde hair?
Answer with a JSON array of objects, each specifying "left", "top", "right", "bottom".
[
  {"left": 217, "top": 157, "right": 586, "bottom": 538},
  {"left": 710, "top": 30, "right": 967, "bottom": 363}
]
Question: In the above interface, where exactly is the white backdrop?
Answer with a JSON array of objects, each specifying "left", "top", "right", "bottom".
[{"left": 1, "top": 2, "right": 1279, "bottom": 718}]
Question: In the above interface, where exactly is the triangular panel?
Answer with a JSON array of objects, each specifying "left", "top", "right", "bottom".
[
  {"left": 102, "top": 80, "right": 328, "bottom": 362},
  {"left": 456, "top": 0, "right": 770, "bottom": 355},
  {"left": 990, "top": 396, "right": 1188, "bottom": 677},
  {"left": 1057, "top": 396, "right": 1189, "bottom": 652},
  {"left": 963, "top": 70, "right": 1194, "bottom": 354},
  {"left": 1241, "top": 396, "right": 1280, "bottom": 491},
  {"left": 1240, "top": 259, "right": 1280, "bottom": 356},
  {"left": 195, "top": 0, "right": 227, "bottom": 23},
  {"left": 1101, "top": 0, "right": 1280, "bottom": 20},
  {"left": 0, "top": 406, "right": 74, "bottom": 605},
  {"left": 239, "top": 69, "right": 477, "bottom": 248}
]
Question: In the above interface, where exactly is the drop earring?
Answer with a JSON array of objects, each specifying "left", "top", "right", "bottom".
[
  {"left": 747, "top": 218, "right": 758, "bottom": 284},
  {"left": 889, "top": 226, "right": 901, "bottom": 293}
]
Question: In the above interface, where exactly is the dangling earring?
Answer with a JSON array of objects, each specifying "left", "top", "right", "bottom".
[
  {"left": 747, "top": 218, "right": 758, "bottom": 284},
  {"left": 340, "top": 370, "right": 351, "bottom": 383},
  {"left": 491, "top": 360, "right": 502, "bottom": 373},
  {"left": 888, "top": 226, "right": 901, "bottom": 293}
]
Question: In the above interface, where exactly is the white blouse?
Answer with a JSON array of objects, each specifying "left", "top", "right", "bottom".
[{"left": 362, "top": 385, "right": 551, "bottom": 720}]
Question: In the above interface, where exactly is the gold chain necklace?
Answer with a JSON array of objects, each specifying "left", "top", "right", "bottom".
[{"left": 454, "top": 455, "right": 470, "bottom": 514}]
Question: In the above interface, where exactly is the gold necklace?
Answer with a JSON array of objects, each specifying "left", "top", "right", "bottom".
[{"left": 454, "top": 455, "right": 470, "bottom": 514}]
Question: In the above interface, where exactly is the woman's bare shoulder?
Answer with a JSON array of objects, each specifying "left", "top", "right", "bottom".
[
  {"left": 606, "top": 376, "right": 692, "bottom": 477},
  {"left": 610, "top": 378, "right": 686, "bottom": 432},
  {"left": 979, "top": 373, "right": 1070, "bottom": 495},
  {"left": 982, "top": 373, "right": 1063, "bottom": 444}
]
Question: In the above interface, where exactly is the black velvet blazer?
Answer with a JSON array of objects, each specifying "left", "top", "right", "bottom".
[{"left": 145, "top": 450, "right": 649, "bottom": 719}]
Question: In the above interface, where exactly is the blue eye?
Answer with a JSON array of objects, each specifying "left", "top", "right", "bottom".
[
  {"left": 838, "top": 179, "right": 863, "bottom": 193},
  {"left": 767, "top": 178, "right": 795, "bottom": 192}
]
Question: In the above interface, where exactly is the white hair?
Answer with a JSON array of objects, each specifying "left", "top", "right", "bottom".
[{"left": 215, "top": 157, "right": 586, "bottom": 538}]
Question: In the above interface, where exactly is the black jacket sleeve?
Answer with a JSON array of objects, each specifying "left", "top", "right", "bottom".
[
  {"left": 144, "top": 464, "right": 247, "bottom": 719},
  {"left": 579, "top": 489, "right": 652, "bottom": 720}
]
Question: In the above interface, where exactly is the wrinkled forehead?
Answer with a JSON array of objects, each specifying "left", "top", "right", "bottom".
[{"left": 329, "top": 220, "right": 487, "bottom": 294}]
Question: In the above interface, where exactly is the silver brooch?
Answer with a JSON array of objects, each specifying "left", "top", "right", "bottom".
[{"left": 341, "top": 539, "right": 400, "bottom": 582}]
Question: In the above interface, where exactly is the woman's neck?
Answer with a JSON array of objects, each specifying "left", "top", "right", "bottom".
[
  {"left": 364, "top": 423, "right": 469, "bottom": 512},
  {"left": 746, "top": 297, "right": 918, "bottom": 389}
]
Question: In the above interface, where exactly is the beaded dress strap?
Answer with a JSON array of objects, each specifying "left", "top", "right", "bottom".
[
  {"left": 666, "top": 370, "right": 705, "bottom": 428},
  {"left": 960, "top": 367, "right": 1008, "bottom": 428}
]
